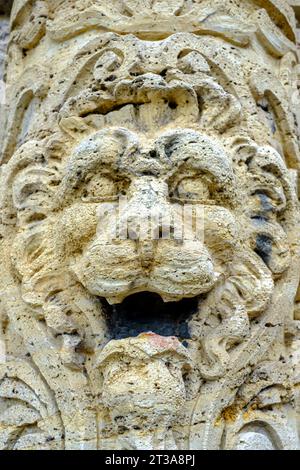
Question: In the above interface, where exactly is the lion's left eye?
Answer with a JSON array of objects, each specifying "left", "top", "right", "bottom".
[
  {"left": 172, "top": 177, "right": 212, "bottom": 203},
  {"left": 82, "top": 174, "right": 119, "bottom": 202}
]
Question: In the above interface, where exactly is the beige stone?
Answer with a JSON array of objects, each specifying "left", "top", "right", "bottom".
[{"left": 0, "top": 0, "right": 299, "bottom": 450}]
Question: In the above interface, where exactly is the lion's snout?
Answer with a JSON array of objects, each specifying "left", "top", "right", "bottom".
[{"left": 72, "top": 177, "right": 218, "bottom": 304}]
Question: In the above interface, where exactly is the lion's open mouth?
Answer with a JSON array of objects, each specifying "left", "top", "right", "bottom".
[{"left": 101, "top": 292, "right": 199, "bottom": 343}]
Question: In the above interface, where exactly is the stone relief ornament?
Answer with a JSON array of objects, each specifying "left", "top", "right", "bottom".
[{"left": 0, "top": 0, "right": 299, "bottom": 450}]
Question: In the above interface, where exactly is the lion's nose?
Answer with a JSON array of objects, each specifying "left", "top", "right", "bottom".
[{"left": 123, "top": 177, "right": 170, "bottom": 269}]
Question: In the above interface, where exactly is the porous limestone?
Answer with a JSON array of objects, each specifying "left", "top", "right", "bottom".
[{"left": 0, "top": 0, "right": 299, "bottom": 450}]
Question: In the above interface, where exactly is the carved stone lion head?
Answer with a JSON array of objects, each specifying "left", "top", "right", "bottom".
[{"left": 0, "top": 23, "right": 299, "bottom": 449}]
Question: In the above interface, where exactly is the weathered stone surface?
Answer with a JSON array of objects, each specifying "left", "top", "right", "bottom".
[
  {"left": 0, "top": 0, "right": 299, "bottom": 450},
  {"left": 0, "top": 17, "right": 9, "bottom": 80}
]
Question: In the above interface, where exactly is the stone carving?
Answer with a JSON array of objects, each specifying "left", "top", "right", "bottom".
[
  {"left": 97, "top": 334, "right": 192, "bottom": 450},
  {"left": 0, "top": 0, "right": 299, "bottom": 450}
]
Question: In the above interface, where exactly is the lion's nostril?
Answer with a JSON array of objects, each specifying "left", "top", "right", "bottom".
[
  {"left": 140, "top": 170, "right": 156, "bottom": 176},
  {"left": 149, "top": 150, "right": 158, "bottom": 159}
]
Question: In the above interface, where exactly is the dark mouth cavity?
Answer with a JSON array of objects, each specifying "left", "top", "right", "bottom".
[{"left": 102, "top": 292, "right": 199, "bottom": 343}]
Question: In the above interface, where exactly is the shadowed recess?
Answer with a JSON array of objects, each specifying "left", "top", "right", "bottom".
[
  {"left": 255, "top": 234, "right": 273, "bottom": 265},
  {"left": 103, "top": 292, "right": 199, "bottom": 342},
  {"left": 0, "top": 0, "right": 13, "bottom": 15}
]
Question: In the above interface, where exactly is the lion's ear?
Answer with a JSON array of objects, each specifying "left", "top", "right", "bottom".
[
  {"left": 215, "top": 249, "right": 274, "bottom": 319},
  {"left": 233, "top": 141, "right": 296, "bottom": 277},
  {"left": 247, "top": 220, "right": 291, "bottom": 277}
]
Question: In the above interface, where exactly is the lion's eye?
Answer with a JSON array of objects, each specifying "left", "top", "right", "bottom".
[
  {"left": 173, "top": 177, "right": 212, "bottom": 203},
  {"left": 82, "top": 174, "right": 118, "bottom": 202}
]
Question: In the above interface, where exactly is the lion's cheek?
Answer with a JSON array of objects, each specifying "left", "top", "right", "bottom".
[
  {"left": 202, "top": 207, "right": 240, "bottom": 264},
  {"left": 71, "top": 241, "right": 144, "bottom": 300},
  {"left": 55, "top": 204, "right": 98, "bottom": 256},
  {"left": 149, "top": 240, "right": 217, "bottom": 300}
]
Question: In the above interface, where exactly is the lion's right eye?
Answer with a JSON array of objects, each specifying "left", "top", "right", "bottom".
[
  {"left": 82, "top": 174, "right": 118, "bottom": 202},
  {"left": 171, "top": 176, "right": 214, "bottom": 203}
]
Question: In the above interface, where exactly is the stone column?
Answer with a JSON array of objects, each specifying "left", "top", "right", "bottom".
[
  {"left": 0, "top": 1, "right": 12, "bottom": 125},
  {"left": 0, "top": 0, "right": 299, "bottom": 450}
]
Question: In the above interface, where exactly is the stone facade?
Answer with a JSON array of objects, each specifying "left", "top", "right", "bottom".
[{"left": 0, "top": 0, "right": 299, "bottom": 450}]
